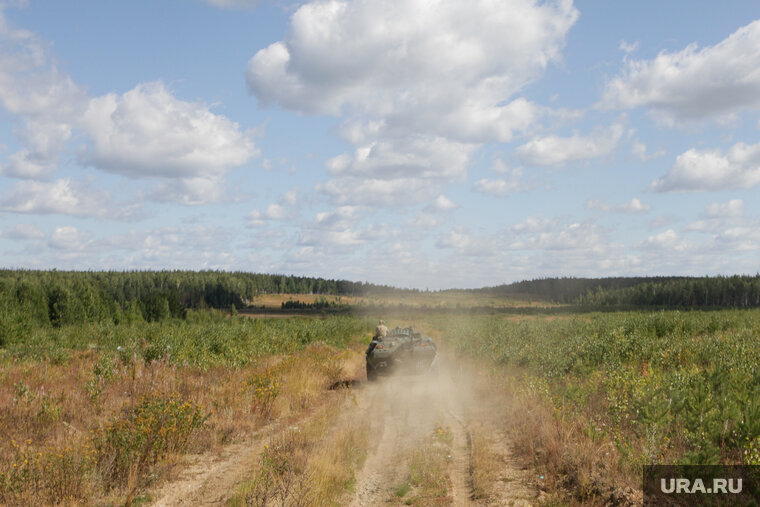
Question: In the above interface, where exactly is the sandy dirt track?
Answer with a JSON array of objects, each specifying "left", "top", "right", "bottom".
[{"left": 149, "top": 355, "right": 539, "bottom": 506}]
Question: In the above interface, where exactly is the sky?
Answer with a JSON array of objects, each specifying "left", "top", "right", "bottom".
[{"left": 1, "top": 0, "right": 760, "bottom": 289}]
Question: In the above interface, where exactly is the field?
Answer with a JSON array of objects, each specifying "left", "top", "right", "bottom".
[{"left": 1, "top": 290, "right": 759, "bottom": 505}]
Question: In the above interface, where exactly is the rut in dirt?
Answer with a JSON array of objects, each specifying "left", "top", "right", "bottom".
[{"left": 348, "top": 367, "right": 476, "bottom": 506}]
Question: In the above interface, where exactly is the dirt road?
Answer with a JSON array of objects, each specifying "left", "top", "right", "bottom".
[
  {"left": 346, "top": 357, "right": 539, "bottom": 506},
  {"left": 150, "top": 355, "right": 539, "bottom": 506}
]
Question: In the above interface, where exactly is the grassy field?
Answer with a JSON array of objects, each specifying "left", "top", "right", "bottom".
[
  {"left": 2, "top": 298, "right": 759, "bottom": 505},
  {"left": 246, "top": 291, "right": 559, "bottom": 311},
  {"left": 435, "top": 309, "right": 760, "bottom": 502},
  {"left": 0, "top": 311, "right": 371, "bottom": 505}
]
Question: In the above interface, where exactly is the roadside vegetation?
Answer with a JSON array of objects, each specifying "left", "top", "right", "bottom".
[
  {"left": 441, "top": 309, "right": 760, "bottom": 503},
  {"left": 4, "top": 269, "right": 760, "bottom": 505},
  {"left": 0, "top": 310, "right": 368, "bottom": 505}
]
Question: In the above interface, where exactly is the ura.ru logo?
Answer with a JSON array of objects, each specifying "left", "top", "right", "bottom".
[{"left": 661, "top": 478, "right": 742, "bottom": 494}]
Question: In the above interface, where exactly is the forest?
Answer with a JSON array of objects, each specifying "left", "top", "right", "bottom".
[
  {"left": 0, "top": 269, "right": 417, "bottom": 335},
  {"left": 3, "top": 270, "right": 760, "bottom": 345},
  {"left": 478, "top": 275, "right": 760, "bottom": 308}
]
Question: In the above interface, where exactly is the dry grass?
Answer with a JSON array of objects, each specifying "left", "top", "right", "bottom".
[
  {"left": 393, "top": 425, "right": 453, "bottom": 506},
  {"left": 0, "top": 341, "right": 362, "bottom": 505},
  {"left": 485, "top": 370, "right": 636, "bottom": 505},
  {"left": 470, "top": 431, "right": 499, "bottom": 501},
  {"left": 231, "top": 387, "right": 371, "bottom": 506},
  {"left": 245, "top": 292, "right": 557, "bottom": 311},
  {"left": 248, "top": 294, "right": 364, "bottom": 309}
]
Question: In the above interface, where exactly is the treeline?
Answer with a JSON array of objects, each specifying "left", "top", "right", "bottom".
[
  {"left": 578, "top": 275, "right": 760, "bottom": 307},
  {"left": 478, "top": 275, "right": 760, "bottom": 308},
  {"left": 0, "top": 269, "right": 418, "bottom": 335},
  {"left": 280, "top": 298, "right": 347, "bottom": 310},
  {"left": 475, "top": 276, "right": 686, "bottom": 303}
]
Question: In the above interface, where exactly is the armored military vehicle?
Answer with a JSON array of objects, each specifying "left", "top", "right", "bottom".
[{"left": 365, "top": 325, "right": 438, "bottom": 381}]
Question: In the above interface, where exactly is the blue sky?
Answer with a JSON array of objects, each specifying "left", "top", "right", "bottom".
[{"left": 1, "top": 0, "right": 760, "bottom": 289}]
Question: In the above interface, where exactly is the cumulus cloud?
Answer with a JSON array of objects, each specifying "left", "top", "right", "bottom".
[
  {"left": 247, "top": 0, "right": 577, "bottom": 120},
  {"left": 48, "top": 226, "right": 92, "bottom": 251},
  {"left": 472, "top": 178, "right": 522, "bottom": 198},
  {"left": 0, "top": 223, "right": 44, "bottom": 239},
  {"left": 585, "top": 197, "right": 651, "bottom": 214},
  {"left": 79, "top": 81, "right": 257, "bottom": 179},
  {"left": 0, "top": 9, "right": 258, "bottom": 207},
  {"left": 651, "top": 142, "right": 760, "bottom": 192},
  {"left": 687, "top": 199, "right": 747, "bottom": 234},
  {"left": 326, "top": 135, "right": 475, "bottom": 182},
  {"left": 247, "top": 190, "right": 300, "bottom": 226},
  {"left": 619, "top": 40, "right": 639, "bottom": 54},
  {"left": 318, "top": 176, "right": 434, "bottom": 205},
  {"left": 516, "top": 123, "right": 624, "bottom": 166},
  {"left": 297, "top": 206, "right": 385, "bottom": 251},
  {"left": 149, "top": 177, "right": 227, "bottom": 206},
  {"left": 510, "top": 216, "right": 558, "bottom": 234},
  {"left": 706, "top": 199, "right": 744, "bottom": 218},
  {"left": 601, "top": 19, "right": 760, "bottom": 122},
  {"left": 637, "top": 229, "right": 689, "bottom": 252},
  {"left": 424, "top": 195, "right": 457, "bottom": 212},
  {"left": 632, "top": 140, "right": 665, "bottom": 161},
  {"left": 0, "top": 178, "right": 141, "bottom": 219},
  {"left": 0, "top": 7, "right": 87, "bottom": 179},
  {"left": 509, "top": 221, "right": 604, "bottom": 251},
  {"left": 247, "top": 0, "right": 578, "bottom": 201}
]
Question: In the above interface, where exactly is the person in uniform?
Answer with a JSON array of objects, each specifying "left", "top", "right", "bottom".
[{"left": 374, "top": 320, "right": 388, "bottom": 341}]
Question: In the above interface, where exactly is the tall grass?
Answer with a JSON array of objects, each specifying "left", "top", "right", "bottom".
[
  {"left": 439, "top": 310, "right": 760, "bottom": 501},
  {"left": 0, "top": 313, "right": 371, "bottom": 504}
]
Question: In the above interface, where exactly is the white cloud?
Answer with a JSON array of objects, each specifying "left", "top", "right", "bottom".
[
  {"left": 404, "top": 212, "right": 444, "bottom": 228},
  {"left": 0, "top": 223, "right": 44, "bottom": 239},
  {"left": 150, "top": 177, "right": 227, "bottom": 206},
  {"left": 651, "top": 142, "right": 760, "bottom": 192},
  {"left": 297, "top": 206, "right": 384, "bottom": 251},
  {"left": 79, "top": 81, "right": 258, "bottom": 179},
  {"left": 247, "top": 0, "right": 577, "bottom": 123},
  {"left": 319, "top": 176, "right": 434, "bottom": 205},
  {"left": 326, "top": 135, "right": 475, "bottom": 185},
  {"left": 48, "top": 226, "right": 91, "bottom": 251},
  {"left": 706, "top": 199, "right": 744, "bottom": 218},
  {"left": 247, "top": 189, "right": 300, "bottom": 226},
  {"left": 472, "top": 178, "right": 522, "bottom": 198},
  {"left": 601, "top": 19, "right": 760, "bottom": 122},
  {"left": 0, "top": 8, "right": 87, "bottom": 179},
  {"left": 472, "top": 160, "right": 529, "bottom": 197},
  {"left": 517, "top": 123, "right": 624, "bottom": 166},
  {"left": 585, "top": 197, "right": 651, "bottom": 214},
  {"left": 248, "top": 0, "right": 578, "bottom": 203},
  {"left": 510, "top": 216, "right": 558, "bottom": 234},
  {"left": 509, "top": 221, "right": 604, "bottom": 251},
  {"left": 0, "top": 178, "right": 141, "bottom": 219},
  {"left": 435, "top": 225, "right": 493, "bottom": 256},
  {"left": 436, "top": 227, "right": 472, "bottom": 250},
  {"left": 637, "top": 229, "right": 689, "bottom": 252},
  {"left": 425, "top": 195, "right": 457, "bottom": 212},
  {"left": 313, "top": 205, "right": 360, "bottom": 229},
  {"left": 619, "top": 40, "right": 639, "bottom": 54},
  {"left": 0, "top": 9, "right": 258, "bottom": 212},
  {"left": 632, "top": 140, "right": 665, "bottom": 161}
]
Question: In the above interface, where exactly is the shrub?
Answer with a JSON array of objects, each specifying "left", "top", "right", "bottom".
[{"left": 94, "top": 394, "right": 207, "bottom": 488}]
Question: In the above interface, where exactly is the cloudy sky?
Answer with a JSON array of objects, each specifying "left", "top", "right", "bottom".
[{"left": 1, "top": 0, "right": 760, "bottom": 289}]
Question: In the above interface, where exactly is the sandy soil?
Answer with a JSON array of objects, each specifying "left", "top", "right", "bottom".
[{"left": 149, "top": 355, "right": 539, "bottom": 506}]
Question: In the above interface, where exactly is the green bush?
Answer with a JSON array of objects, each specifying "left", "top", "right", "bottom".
[{"left": 94, "top": 395, "right": 207, "bottom": 488}]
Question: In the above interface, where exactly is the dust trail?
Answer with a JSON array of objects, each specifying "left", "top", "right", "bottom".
[{"left": 347, "top": 361, "right": 477, "bottom": 506}]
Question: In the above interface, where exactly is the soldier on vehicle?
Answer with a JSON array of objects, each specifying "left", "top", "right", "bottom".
[{"left": 374, "top": 320, "right": 388, "bottom": 341}]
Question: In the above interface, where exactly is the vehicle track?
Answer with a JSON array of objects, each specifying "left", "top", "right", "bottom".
[
  {"left": 151, "top": 353, "right": 537, "bottom": 506},
  {"left": 347, "top": 366, "right": 476, "bottom": 506}
]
